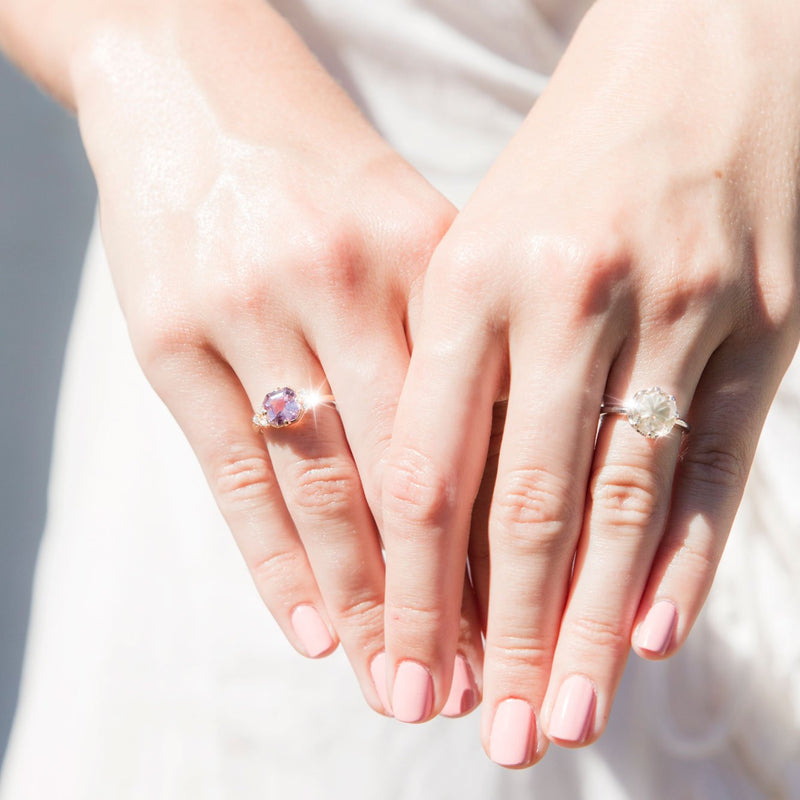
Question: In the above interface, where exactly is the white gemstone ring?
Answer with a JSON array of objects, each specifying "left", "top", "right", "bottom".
[
  {"left": 252, "top": 386, "right": 337, "bottom": 431},
  {"left": 600, "top": 387, "right": 690, "bottom": 439}
]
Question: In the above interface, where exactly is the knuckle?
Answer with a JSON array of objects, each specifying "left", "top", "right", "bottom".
[
  {"left": 589, "top": 463, "right": 661, "bottom": 534},
  {"left": 493, "top": 467, "right": 574, "bottom": 554},
  {"left": 756, "top": 277, "right": 800, "bottom": 333},
  {"left": 331, "top": 594, "right": 384, "bottom": 632},
  {"left": 285, "top": 456, "right": 362, "bottom": 517},
  {"left": 212, "top": 448, "right": 277, "bottom": 512},
  {"left": 569, "top": 613, "right": 629, "bottom": 653},
  {"left": 386, "top": 598, "right": 447, "bottom": 631},
  {"left": 556, "top": 234, "right": 632, "bottom": 320},
  {"left": 646, "top": 266, "right": 727, "bottom": 326},
  {"left": 205, "top": 263, "right": 273, "bottom": 323},
  {"left": 674, "top": 538, "right": 718, "bottom": 582},
  {"left": 680, "top": 433, "right": 747, "bottom": 497},
  {"left": 249, "top": 546, "right": 305, "bottom": 588},
  {"left": 485, "top": 635, "right": 551, "bottom": 673},
  {"left": 285, "top": 215, "right": 362, "bottom": 294},
  {"left": 130, "top": 303, "right": 204, "bottom": 381},
  {"left": 383, "top": 447, "right": 454, "bottom": 529}
]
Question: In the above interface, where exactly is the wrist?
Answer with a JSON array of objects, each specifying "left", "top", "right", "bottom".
[
  {"left": 70, "top": 1, "right": 251, "bottom": 117},
  {"left": 0, "top": 0, "right": 179, "bottom": 109},
  {"left": 587, "top": 0, "right": 800, "bottom": 54},
  {"left": 71, "top": 1, "right": 394, "bottom": 196}
]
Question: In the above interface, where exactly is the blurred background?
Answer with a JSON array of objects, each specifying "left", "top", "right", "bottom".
[{"left": 0, "top": 55, "right": 96, "bottom": 761}]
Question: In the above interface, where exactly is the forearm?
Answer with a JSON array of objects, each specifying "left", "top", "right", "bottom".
[
  {"left": 0, "top": 0, "right": 158, "bottom": 107},
  {"left": 587, "top": 0, "right": 800, "bottom": 61},
  {"left": 0, "top": 0, "right": 336, "bottom": 113}
]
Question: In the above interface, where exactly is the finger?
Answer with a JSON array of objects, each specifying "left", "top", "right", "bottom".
[
  {"left": 382, "top": 309, "right": 503, "bottom": 722},
  {"left": 146, "top": 347, "right": 338, "bottom": 660},
  {"left": 468, "top": 400, "right": 507, "bottom": 633},
  {"left": 439, "top": 573, "right": 484, "bottom": 718},
  {"left": 480, "top": 336, "right": 605, "bottom": 768},
  {"left": 312, "top": 317, "right": 414, "bottom": 716},
  {"left": 368, "top": 571, "right": 485, "bottom": 720},
  {"left": 313, "top": 310, "right": 487, "bottom": 717},
  {"left": 542, "top": 352, "right": 703, "bottom": 749},
  {"left": 438, "top": 412, "right": 504, "bottom": 720},
  {"left": 235, "top": 346, "right": 390, "bottom": 713},
  {"left": 310, "top": 301, "right": 412, "bottom": 527},
  {"left": 632, "top": 339, "right": 785, "bottom": 660}
]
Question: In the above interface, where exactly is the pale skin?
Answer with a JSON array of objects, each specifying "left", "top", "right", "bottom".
[
  {"left": 2, "top": 0, "right": 799, "bottom": 771},
  {"left": 1, "top": 0, "right": 485, "bottom": 719},
  {"left": 383, "top": 0, "right": 800, "bottom": 765}
]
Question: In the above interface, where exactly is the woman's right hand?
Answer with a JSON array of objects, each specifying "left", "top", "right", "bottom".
[{"left": 69, "top": 0, "right": 482, "bottom": 717}]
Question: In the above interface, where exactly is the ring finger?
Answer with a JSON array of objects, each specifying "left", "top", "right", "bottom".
[
  {"left": 149, "top": 350, "right": 339, "bottom": 664},
  {"left": 234, "top": 342, "right": 389, "bottom": 712},
  {"left": 542, "top": 344, "right": 704, "bottom": 747}
]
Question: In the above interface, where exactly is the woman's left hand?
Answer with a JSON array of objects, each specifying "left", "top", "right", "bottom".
[{"left": 379, "top": 0, "right": 800, "bottom": 766}]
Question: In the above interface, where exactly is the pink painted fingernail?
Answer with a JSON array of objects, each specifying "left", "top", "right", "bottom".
[
  {"left": 489, "top": 698, "right": 535, "bottom": 767},
  {"left": 392, "top": 661, "right": 433, "bottom": 723},
  {"left": 290, "top": 605, "right": 334, "bottom": 658},
  {"left": 369, "top": 652, "right": 392, "bottom": 715},
  {"left": 440, "top": 655, "right": 479, "bottom": 717},
  {"left": 548, "top": 675, "right": 596, "bottom": 744},
  {"left": 637, "top": 600, "right": 677, "bottom": 656}
]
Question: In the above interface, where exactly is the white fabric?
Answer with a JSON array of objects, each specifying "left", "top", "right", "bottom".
[{"left": 3, "top": 1, "right": 799, "bottom": 797}]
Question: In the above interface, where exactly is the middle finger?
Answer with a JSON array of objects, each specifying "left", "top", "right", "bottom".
[{"left": 480, "top": 327, "right": 610, "bottom": 767}]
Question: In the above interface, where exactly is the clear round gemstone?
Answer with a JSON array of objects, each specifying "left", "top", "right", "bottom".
[
  {"left": 262, "top": 387, "right": 305, "bottom": 427},
  {"left": 626, "top": 387, "right": 678, "bottom": 438}
]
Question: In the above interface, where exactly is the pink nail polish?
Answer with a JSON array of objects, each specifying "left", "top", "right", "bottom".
[
  {"left": 441, "top": 655, "right": 478, "bottom": 717},
  {"left": 392, "top": 661, "right": 433, "bottom": 723},
  {"left": 369, "top": 652, "right": 392, "bottom": 714},
  {"left": 489, "top": 698, "right": 535, "bottom": 767},
  {"left": 548, "top": 675, "right": 596, "bottom": 744},
  {"left": 637, "top": 600, "right": 677, "bottom": 655},
  {"left": 290, "top": 605, "right": 334, "bottom": 658}
]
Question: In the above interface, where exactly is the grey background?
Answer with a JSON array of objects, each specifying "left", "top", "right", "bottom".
[{"left": 0, "top": 55, "right": 96, "bottom": 761}]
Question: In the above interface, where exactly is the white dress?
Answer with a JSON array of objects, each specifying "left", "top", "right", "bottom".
[{"left": 2, "top": 2, "right": 799, "bottom": 798}]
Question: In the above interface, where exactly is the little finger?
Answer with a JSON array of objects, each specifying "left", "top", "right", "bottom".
[
  {"left": 632, "top": 339, "right": 792, "bottom": 659},
  {"left": 148, "top": 349, "right": 338, "bottom": 660}
]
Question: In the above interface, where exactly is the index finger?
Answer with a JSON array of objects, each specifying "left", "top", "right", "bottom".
[{"left": 382, "top": 281, "right": 501, "bottom": 722}]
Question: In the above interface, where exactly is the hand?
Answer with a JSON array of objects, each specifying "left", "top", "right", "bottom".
[
  {"left": 70, "top": 1, "right": 484, "bottom": 714},
  {"left": 382, "top": 0, "right": 800, "bottom": 763}
]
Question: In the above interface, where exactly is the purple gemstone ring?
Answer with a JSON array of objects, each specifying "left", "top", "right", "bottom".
[{"left": 252, "top": 386, "right": 336, "bottom": 431}]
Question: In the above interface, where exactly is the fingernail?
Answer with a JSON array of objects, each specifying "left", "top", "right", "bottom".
[
  {"left": 290, "top": 605, "right": 334, "bottom": 658},
  {"left": 637, "top": 600, "right": 677, "bottom": 656},
  {"left": 489, "top": 698, "right": 535, "bottom": 767},
  {"left": 548, "top": 675, "right": 596, "bottom": 744},
  {"left": 440, "top": 655, "right": 479, "bottom": 717},
  {"left": 391, "top": 661, "right": 433, "bottom": 723},
  {"left": 369, "top": 652, "right": 392, "bottom": 715}
]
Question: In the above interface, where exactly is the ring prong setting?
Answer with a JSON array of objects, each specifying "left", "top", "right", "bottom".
[
  {"left": 601, "top": 386, "right": 689, "bottom": 438},
  {"left": 253, "top": 386, "right": 306, "bottom": 430}
]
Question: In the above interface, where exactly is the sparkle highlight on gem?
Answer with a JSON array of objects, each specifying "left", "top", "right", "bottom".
[{"left": 626, "top": 387, "right": 678, "bottom": 438}]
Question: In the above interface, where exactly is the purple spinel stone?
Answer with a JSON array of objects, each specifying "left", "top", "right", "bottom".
[{"left": 262, "top": 387, "right": 304, "bottom": 427}]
